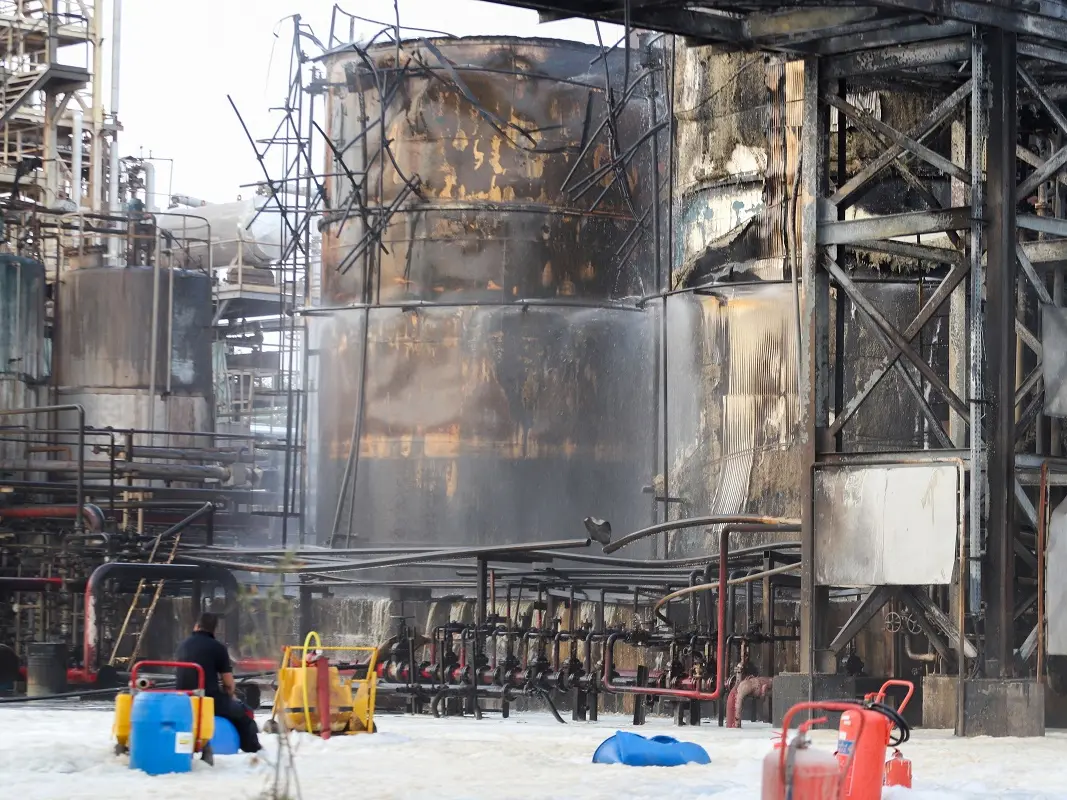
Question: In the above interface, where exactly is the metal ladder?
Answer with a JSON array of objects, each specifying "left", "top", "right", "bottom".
[{"left": 107, "top": 528, "right": 184, "bottom": 667}]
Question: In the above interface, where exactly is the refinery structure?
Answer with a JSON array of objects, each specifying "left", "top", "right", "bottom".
[{"left": 3, "top": 0, "right": 1067, "bottom": 763}]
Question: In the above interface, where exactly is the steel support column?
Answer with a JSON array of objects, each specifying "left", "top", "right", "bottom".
[
  {"left": 984, "top": 27, "right": 1018, "bottom": 678},
  {"left": 800, "top": 56, "right": 832, "bottom": 675}
]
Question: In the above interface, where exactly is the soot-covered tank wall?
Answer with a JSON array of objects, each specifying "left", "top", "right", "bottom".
[
  {"left": 0, "top": 256, "right": 47, "bottom": 462},
  {"left": 662, "top": 46, "right": 952, "bottom": 556},
  {"left": 56, "top": 266, "right": 214, "bottom": 447},
  {"left": 316, "top": 37, "right": 663, "bottom": 547}
]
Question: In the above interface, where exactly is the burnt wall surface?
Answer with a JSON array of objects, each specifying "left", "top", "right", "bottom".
[
  {"left": 316, "top": 37, "right": 664, "bottom": 547},
  {"left": 663, "top": 45, "right": 951, "bottom": 556}
]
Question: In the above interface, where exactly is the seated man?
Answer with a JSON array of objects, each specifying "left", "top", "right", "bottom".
[{"left": 175, "top": 612, "right": 262, "bottom": 753}]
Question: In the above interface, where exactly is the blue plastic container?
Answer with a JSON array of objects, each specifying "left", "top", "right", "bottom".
[
  {"left": 129, "top": 692, "right": 196, "bottom": 775},
  {"left": 592, "top": 731, "right": 711, "bottom": 767},
  {"left": 209, "top": 716, "right": 241, "bottom": 756}
]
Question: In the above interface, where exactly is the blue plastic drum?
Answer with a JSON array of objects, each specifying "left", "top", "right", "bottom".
[
  {"left": 209, "top": 716, "right": 241, "bottom": 755},
  {"left": 129, "top": 692, "right": 196, "bottom": 775}
]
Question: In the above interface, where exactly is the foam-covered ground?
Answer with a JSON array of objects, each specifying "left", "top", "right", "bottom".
[{"left": 2, "top": 705, "right": 1066, "bottom": 799}]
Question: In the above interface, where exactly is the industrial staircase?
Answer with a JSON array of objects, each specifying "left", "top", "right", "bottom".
[{"left": 0, "top": 1, "right": 91, "bottom": 204}]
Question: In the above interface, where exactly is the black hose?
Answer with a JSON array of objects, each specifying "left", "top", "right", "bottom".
[
  {"left": 0, "top": 686, "right": 126, "bottom": 704},
  {"left": 0, "top": 670, "right": 275, "bottom": 705},
  {"left": 869, "top": 700, "right": 911, "bottom": 746},
  {"left": 834, "top": 697, "right": 912, "bottom": 747}
]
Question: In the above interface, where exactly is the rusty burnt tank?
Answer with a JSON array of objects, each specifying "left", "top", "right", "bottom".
[{"left": 316, "top": 37, "right": 662, "bottom": 548}]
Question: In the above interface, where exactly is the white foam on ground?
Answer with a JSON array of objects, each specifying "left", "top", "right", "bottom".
[{"left": 2, "top": 705, "right": 1066, "bottom": 799}]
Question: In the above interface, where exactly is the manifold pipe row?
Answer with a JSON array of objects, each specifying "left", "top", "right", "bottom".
[{"left": 599, "top": 524, "right": 800, "bottom": 703}]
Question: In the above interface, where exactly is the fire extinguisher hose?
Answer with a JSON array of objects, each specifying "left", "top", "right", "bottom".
[{"left": 868, "top": 701, "right": 911, "bottom": 747}]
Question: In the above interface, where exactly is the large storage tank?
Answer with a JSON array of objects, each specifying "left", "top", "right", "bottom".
[
  {"left": 56, "top": 266, "right": 214, "bottom": 446},
  {"left": 0, "top": 255, "right": 47, "bottom": 461},
  {"left": 315, "top": 37, "right": 663, "bottom": 548}
]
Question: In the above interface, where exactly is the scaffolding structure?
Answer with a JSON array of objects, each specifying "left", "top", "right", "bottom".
[{"left": 223, "top": 14, "right": 324, "bottom": 545}]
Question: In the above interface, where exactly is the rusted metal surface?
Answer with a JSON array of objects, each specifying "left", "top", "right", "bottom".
[{"left": 316, "top": 37, "right": 662, "bottom": 547}]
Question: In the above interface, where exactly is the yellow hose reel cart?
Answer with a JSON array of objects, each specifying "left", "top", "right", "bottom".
[{"left": 263, "top": 631, "right": 379, "bottom": 737}]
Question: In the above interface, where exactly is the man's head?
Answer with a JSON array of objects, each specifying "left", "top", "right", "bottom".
[{"left": 194, "top": 612, "right": 219, "bottom": 635}]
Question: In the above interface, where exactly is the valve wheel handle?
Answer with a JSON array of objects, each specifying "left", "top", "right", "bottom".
[
  {"left": 884, "top": 611, "right": 902, "bottom": 633},
  {"left": 905, "top": 614, "right": 922, "bottom": 635}
]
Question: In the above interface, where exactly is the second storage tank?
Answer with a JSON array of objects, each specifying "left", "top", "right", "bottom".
[{"left": 315, "top": 36, "right": 665, "bottom": 548}]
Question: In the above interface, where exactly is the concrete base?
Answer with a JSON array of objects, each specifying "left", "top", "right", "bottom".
[
  {"left": 923, "top": 675, "right": 1045, "bottom": 736},
  {"left": 771, "top": 673, "right": 922, "bottom": 728}
]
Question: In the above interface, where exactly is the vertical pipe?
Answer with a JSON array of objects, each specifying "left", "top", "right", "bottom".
[
  {"left": 1054, "top": 134, "right": 1064, "bottom": 457},
  {"left": 89, "top": 1, "right": 102, "bottom": 212},
  {"left": 648, "top": 46, "right": 662, "bottom": 536},
  {"left": 143, "top": 161, "right": 156, "bottom": 212},
  {"left": 71, "top": 110, "right": 83, "bottom": 207},
  {"left": 833, "top": 79, "right": 847, "bottom": 453},
  {"left": 147, "top": 258, "right": 160, "bottom": 451},
  {"left": 1038, "top": 461, "right": 1048, "bottom": 685},
  {"left": 107, "top": 0, "right": 122, "bottom": 260},
  {"left": 968, "top": 29, "right": 986, "bottom": 623}
]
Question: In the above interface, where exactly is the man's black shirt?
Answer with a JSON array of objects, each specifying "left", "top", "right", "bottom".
[{"left": 174, "top": 630, "right": 232, "bottom": 699}]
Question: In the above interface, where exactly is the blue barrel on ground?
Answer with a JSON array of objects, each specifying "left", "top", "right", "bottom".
[
  {"left": 129, "top": 692, "right": 195, "bottom": 775},
  {"left": 209, "top": 716, "right": 241, "bottom": 755}
]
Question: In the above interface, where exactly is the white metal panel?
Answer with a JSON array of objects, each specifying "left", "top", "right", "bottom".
[
  {"left": 1047, "top": 496, "right": 1067, "bottom": 655},
  {"left": 1042, "top": 304, "right": 1067, "bottom": 418},
  {"left": 814, "top": 463, "right": 959, "bottom": 586}
]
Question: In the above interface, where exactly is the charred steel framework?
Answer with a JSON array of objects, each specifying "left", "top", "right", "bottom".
[{"left": 468, "top": 0, "right": 1067, "bottom": 736}]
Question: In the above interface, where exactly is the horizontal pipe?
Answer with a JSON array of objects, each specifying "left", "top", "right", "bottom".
[
  {"left": 0, "top": 577, "right": 65, "bottom": 591},
  {"left": 0, "top": 459, "right": 234, "bottom": 482},
  {"left": 0, "top": 504, "right": 104, "bottom": 533},
  {"left": 601, "top": 515, "right": 800, "bottom": 555},
  {"left": 92, "top": 444, "right": 258, "bottom": 464},
  {"left": 180, "top": 537, "right": 593, "bottom": 574}
]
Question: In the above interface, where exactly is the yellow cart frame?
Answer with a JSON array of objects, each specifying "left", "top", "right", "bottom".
[{"left": 267, "top": 631, "right": 379, "bottom": 735}]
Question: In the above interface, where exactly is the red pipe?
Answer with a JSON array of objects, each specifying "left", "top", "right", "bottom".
[
  {"left": 17, "top": 667, "right": 95, "bottom": 685},
  {"left": 600, "top": 527, "right": 733, "bottom": 701},
  {"left": 315, "top": 654, "right": 331, "bottom": 740},
  {"left": 0, "top": 504, "right": 104, "bottom": 533}
]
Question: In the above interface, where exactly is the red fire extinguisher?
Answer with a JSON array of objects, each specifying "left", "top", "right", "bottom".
[
  {"left": 762, "top": 701, "right": 867, "bottom": 800},
  {"left": 836, "top": 680, "right": 914, "bottom": 799}
]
